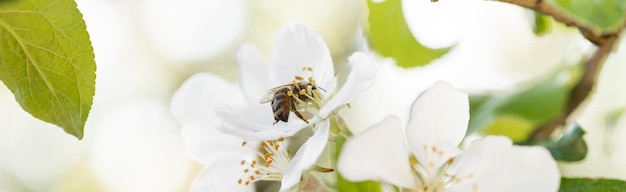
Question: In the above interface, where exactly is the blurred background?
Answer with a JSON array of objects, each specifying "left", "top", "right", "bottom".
[{"left": 1, "top": 0, "right": 625, "bottom": 191}]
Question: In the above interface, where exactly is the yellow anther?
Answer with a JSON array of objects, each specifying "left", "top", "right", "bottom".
[{"left": 409, "top": 156, "right": 418, "bottom": 165}]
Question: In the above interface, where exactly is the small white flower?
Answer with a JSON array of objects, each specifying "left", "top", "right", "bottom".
[
  {"left": 217, "top": 22, "right": 376, "bottom": 141},
  {"left": 215, "top": 22, "right": 376, "bottom": 190},
  {"left": 337, "top": 81, "right": 560, "bottom": 192},
  {"left": 171, "top": 22, "right": 376, "bottom": 191},
  {"left": 171, "top": 73, "right": 311, "bottom": 191}
]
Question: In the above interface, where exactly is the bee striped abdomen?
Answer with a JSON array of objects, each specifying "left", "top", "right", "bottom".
[{"left": 271, "top": 88, "right": 292, "bottom": 124}]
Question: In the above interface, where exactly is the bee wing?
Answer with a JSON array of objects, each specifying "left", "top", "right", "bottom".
[
  {"left": 259, "top": 85, "right": 289, "bottom": 104},
  {"left": 259, "top": 91, "right": 275, "bottom": 104}
]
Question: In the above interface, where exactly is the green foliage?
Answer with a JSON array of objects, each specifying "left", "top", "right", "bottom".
[
  {"left": 467, "top": 65, "right": 588, "bottom": 161},
  {"left": 334, "top": 136, "right": 381, "bottom": 192},
  {"left": 560, "top": 178, "right": 626, "bottom": 192},
  {"left": 547, "top": 0, "right": 626, "bottom": 35},
  {"left": 367, "top": 0, "right": 452, "bottom": 68},
  {"left": 538, "top": 124, "right": 587, "bottom": 162},
  {"left": 0, "top": 0, "right": 96, "bottom": 139},
  {"left": 481, "top": 115, "right": 535, "bottom": 142},
  {"left": 533, "top": 12, "right": 552, "bottom": 36},
  {"left": 468, "top": 67, "right": 574, "bottom": 135}
]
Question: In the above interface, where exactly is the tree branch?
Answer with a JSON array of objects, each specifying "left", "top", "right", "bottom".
[
  {"left": 491, "top": 0, "right": 625, "bottom": 140},
  {"left": 495, "top": 0, "right": 617, "bottom": 45},
  {"left": 531, "top": 35, "right": 618, "bottom": 140}
]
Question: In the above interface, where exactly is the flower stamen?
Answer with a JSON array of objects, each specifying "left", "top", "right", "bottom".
[
  {"left": 237, "top": 138, "right": 292, "bottom": 186},
  {"left": 409, "top": 144, "right": 464, "bottom": 191}
]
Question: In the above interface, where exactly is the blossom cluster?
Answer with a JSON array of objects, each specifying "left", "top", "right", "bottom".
[{"left": 171, "top": 23, "right": 560, "bottom": 192}]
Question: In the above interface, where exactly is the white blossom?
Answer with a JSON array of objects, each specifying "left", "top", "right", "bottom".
[
  {"left": 338, "top": 81, "right": 560, "bottom": 192},
  {"left": 172, "top": 22, "right": 376, "bottom": 191}
]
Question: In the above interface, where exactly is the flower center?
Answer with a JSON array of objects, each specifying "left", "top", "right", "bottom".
[
  {"left": 409, "top": 144, "right": 477, "bottom": 192},
  {"left": 290, "top": 67, "right": 326, "bottom": 119},
  {"left": 237, "top": 138, "right": 292, "bottom": 186}
]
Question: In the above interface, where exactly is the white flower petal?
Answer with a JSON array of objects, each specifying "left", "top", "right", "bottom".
[
  {"left": 405, "top": 81, "right": 468, "bottom": 167},
  {"left": 191, "top": 158, "right": 255, "bottom": 192},
  {"left": 216, "top": 104, "right": 321, "bottom": 140},
  {"left": 281, "top": 120, "right": 330, "bottom": 191},
  {"left": 447, "top": 136, "right": 560, "bottom": 192},
  {"left": 179, "top": 124, "right": 250, "bottom": 165},
  {"left": 270, "top": 22, "right": 335, "bottom": 90},
  {"left": 171, "top": 73, "right": 248, "bottom": 164},
  {"left": 337, "top": 116, "right": 416, "bottom": 189},
  {"left": 237, "top": 43, "right": 271, "bottom": 102},
  {"left": 171, "top": 73, "right": 245, "bottom": 126},
  {"left": 319, "top": 52, "right": 377, "bottom": 118}
]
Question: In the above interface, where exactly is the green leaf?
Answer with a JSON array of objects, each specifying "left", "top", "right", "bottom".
[
  {"left": 367, "top": 0, "right": 452, "bottom": 68},
  {"left": 334, "top": 136, "right": 382, "bottom": 192},
  {"left": 481, "top": 115, "right": 535, "bottom": 142},
  {"left": 560, "top": 178, "right": 626, "bottom": 192},
  {"left": 539, "top": 124, "right": 588, "bottom": 162},
  {"left": 0, "top": 0, "right": 96, "bottom": 139},
  {"left": 533, "top": 12, "right": 552, "bottom": 36},
  {"left": 467, "top": 67, "right": 575, "bottom": 135},
  {"left": 547, "top": 0, "right": 626, "bottom": 35}
]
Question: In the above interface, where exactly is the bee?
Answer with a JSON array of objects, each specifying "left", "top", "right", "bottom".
[{"left": 260, "top": 76, "right": 323, "bottom": 124}]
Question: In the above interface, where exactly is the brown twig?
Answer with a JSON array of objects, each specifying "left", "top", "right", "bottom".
[
  {"left": 531, "top": 35, "right": 618, "bottom": 140},
  {"left": 489, "top": 0, "right": 624, "bottom": 140},
  {"left": 495, "top": 0, "right": 617, "bottom": 45}
]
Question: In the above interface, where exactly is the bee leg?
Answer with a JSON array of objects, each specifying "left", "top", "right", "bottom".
[{"left": 291, "top": 97, "right": 309, "bottom": 123}]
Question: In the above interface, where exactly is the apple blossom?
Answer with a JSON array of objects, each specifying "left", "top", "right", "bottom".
[
  {"left": 171, "top": 22, "right": 376, "bottom": 191},
  {"left": 338, "top": 81, "right": 560, "bottom": 192}
]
